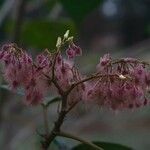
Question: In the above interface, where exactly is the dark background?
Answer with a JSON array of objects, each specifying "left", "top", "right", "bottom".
[{"left": 0, "top": 0, "right": 150, "bottom": 150}]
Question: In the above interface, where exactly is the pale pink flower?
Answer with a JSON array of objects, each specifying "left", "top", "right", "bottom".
[
  {"left": 71, "top": 43, "right": 82, "bottom": 56},
  {"left": 35, "top": 53, "right": 52, "bottom": 75},
  {"left": 131, "top": 64, "right": 147, "bottom": 86},
  {"left": 1, "top": 43, "right": 150, "bottom": 109},
  {"left": 66, "top": 47, "right": 76, "bottom": 59},
  {"left": 99, "top": 53, "right": 111, "bottom": 66},
  {"left": 84, "top": 54, "right": 150, "bottom": 110},
  {"left": 56, "top": 53, "right": 63, "bottom": 66},
  {"left": 67, "top": 84, "right": 85, "bottom": 106},
  {"left": 96, "top": 53, "right": 111, "bottom": 73},
  {"left": 0, "top": 44, "right": 33, "bottom": 89},
  {"left": 55, "top": 60, "right": 74, "bottom": 91},
  {"left": 25, "top": 75, "right": 49, "bottom": 105},
  {"left": 66, "top": 43, "right": 82, "bottom": 59}
]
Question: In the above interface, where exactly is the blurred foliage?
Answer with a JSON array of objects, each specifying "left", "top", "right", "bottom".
[
  {"left": 147, "top": 24, "right": 150, "bottom": 36},
  {"left": 26, "top": 0, "right": 57, "bottom": 18},
  {"left": 2, "top": 0, "right": 105, "bottom": 50},
  {"left": 60, "top": 0, "right": 103, "bottom": 23},
  {"left": 0, "top": 0, "right": 150, "bottom": 150},
  {"left": 5, "top": 19, "right": 76, "bottom": 51},
  {"left": 21, "top": 19, "right": 76, "bottom": 50},
  {"left": 72, "top": 142, "right": 133, "bottom": 150},
  {"left": 0, "top": 85, "right": 24, "bottom": 96}
]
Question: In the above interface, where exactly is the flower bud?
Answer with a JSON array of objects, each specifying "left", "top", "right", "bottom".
[
  {"left": 64, "top": 30, "right": 70, "bottom": 39},
  {"left": 56, "top": 37, "right": 62, "bottom": 48}
]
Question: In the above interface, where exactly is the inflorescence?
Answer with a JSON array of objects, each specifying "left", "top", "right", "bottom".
[{"left": 0, "top": 31, "right": 150, "bottom": 110}]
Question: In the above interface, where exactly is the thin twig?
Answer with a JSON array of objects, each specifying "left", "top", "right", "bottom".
[
  {"left": 66, "top": 101, "right": 79, "bottom": 113},
  {"left": 111, "top": 58, "right": 150, "bottom": 66},
  {"left": 51, "top": 52, "right": 58, "bottom": 80},
  {"left": 44, "top": 97, "right": 61, "bottom": 108},
  {"left": 41, "top": 96, "right": 68, "bottom": 150},
  {"left": 55, "top": 131, "right": 104, "bottom": 150},
  {"left": 66, "top": 74, "right": 119, "bottom": 95},
  {"left": 42, "top": 105, "right": 49, "bottom": 137}
]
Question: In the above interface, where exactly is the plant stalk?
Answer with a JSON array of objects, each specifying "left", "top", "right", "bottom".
[
  {"left": 42, "top": 95, "right": 68, "bottom": 150},
  {"left": 42, "top": 105, "right": 49, "bottom": 137},
  {"left": 56, "top": 131, "right": 104, "bottom": 150}
]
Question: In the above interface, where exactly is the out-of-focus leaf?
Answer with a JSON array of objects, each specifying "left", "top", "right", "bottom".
[
  {"left": 0, "top": 85, "right": 61, "bottom": 104},
  {"left": 5, "top": 19, "right": 76, "bottom": 51},
  {"left": 54, "top": 138, "right": 70, "bottom": 150},
  {"left": 72, "top": 141, "right": 133, "bottom": 150},
  {"left": 22, "top": 20, "right": 76, "bottom": 50},
  {"left": 13, "top": 134, "right": 46, "bottom": 150},
  {"left": 59, "top": 0, "right": 103, "bottom": 23},
  {"left": 0, "top": 0, "right": 4, "bottom": 6},
  {"left": 43, "top": 0, "right": 57, "bottom": 14},
  {"left": 0, "top": 84, "right": 25, "bottom": 95},
  {"left": 147, "top": 24, "right": 150, "bottom": 35},
  {"left": 27, "top": 0, "right": 57, "bottom": 18}
]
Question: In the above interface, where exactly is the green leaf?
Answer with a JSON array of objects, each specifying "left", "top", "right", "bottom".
[
  {"left": 72, "top": 141, "right": 133, "bottom": 150},
  {"left": 60, "top": 0, "right": 103, "bottom": 23}
]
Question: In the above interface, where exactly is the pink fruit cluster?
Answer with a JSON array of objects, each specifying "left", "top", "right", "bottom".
[{"left": 0, "top": 42, "right": 150, "bottom": 110}]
